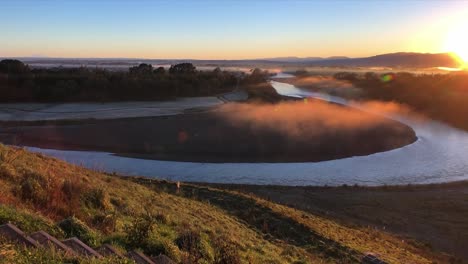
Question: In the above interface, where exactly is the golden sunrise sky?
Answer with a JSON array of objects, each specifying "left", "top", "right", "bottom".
[{"left": 1, "top": 0, "right": 468, "bottom": 60}]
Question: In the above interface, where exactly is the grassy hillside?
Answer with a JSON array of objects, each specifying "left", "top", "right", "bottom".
[
  {"left": 0, "top": 144, "right": 447, "bottom": 263},
  {"left": 208, "top": 183, "right": 468, "bottom": 263}
]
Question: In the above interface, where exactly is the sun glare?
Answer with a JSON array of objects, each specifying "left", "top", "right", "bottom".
[{"left": 444, "top": 20, "right": 468, "bottom": 67}]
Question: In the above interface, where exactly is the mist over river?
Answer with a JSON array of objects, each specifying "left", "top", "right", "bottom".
[{"left": 23, "top": 76, "right": 468, "bottom": 186}]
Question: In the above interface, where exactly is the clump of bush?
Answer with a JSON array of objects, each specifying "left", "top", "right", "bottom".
[
  {"left": 57, "top": 216, "right": 100, "bottom": 247},
  {"left": 16, "top": 170, "right": 53, "bottom": 206},
  {"left": 61, "top": 178, "right": 85, "bottom": 216},
  {"left": 176, "top": 230, "right": 202, "bottom": 253},
  {"left": 92, "top": 212, "right": 117, "bottom": 234},
  {"left": 176, "top": 229, "right": 213, "bottom": 263},
  {"left": 160, "top": 240, "right": 182, "bottom": 263},
  {"left": 212, "top": 236, "right": 241, "bottom": 264},
  {"left": 124, "top": 211, "right": 157, "bottom": 247},
  {"left": 82, "top": 187, "right": 113, "bottom": 211},
  {"left": 0, "top": 163, "right": 18, "bottom": 181},
  {"left": 0, "top": 146, "right": 23, "bottom": 164},
  {"left": 143, "top": 239, "right": 182, "bottom": 263},
  {"left": 154, "top": 212, "right": 170, "bottom": 225}
]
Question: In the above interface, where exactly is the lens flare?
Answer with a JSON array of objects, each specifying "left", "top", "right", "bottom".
[
  {"left": 444, "top": 20, "right": 468, "bottom": 67},
  {"left": 381, "top": 74, "right": 395, "bottom": 82}
]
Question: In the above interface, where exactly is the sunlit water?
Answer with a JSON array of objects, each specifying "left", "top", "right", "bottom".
[{"left": 25, "top": 76, "right": 468, "bottom": 186}]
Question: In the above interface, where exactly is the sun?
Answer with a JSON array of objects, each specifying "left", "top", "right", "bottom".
[{"left": 444, "top": 20, "right": 468, "bottom": 67}]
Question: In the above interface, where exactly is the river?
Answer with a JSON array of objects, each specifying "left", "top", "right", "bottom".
[{"left": 24, "top": 75, "right": 468, "bottom": 186}]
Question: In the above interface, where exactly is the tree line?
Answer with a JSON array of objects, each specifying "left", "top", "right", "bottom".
[
  {"left": 334, "top": 71, "right": 468, "bottom": 131},
  {"left": 0, "top": 60, "right": 267, "bottom": 102}
]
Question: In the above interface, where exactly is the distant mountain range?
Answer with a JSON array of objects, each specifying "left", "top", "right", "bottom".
[
  {"left": 9, "top": 52, "right": 462, "bottom": 69},
  {"left": 260, "top": 52, "right": 461, "bottom": 68},
  {"left": 258, "top": 56, "right": 350, "bottom": 62}
]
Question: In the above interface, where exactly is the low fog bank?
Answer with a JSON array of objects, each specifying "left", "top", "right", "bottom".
[
  {"left": 0, "top": 100, "right": 416, "bottom": 163},
  {"left": 217, "top": 100, "right": 410, "bottom": 140}
]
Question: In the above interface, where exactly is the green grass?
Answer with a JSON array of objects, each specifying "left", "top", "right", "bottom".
[
  {"left": 0, "top": 240, "right": 135, "bottom": 264},
  {"left": 0, "top": 206, "right": 64, "bottom": 238},
  {"left": 0, "top": 144, "right": 446, "bottom": 263}
]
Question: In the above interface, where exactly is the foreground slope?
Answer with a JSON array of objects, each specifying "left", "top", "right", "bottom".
[{"left": 0, "top": 144, "right": 444, "bottom": 263}]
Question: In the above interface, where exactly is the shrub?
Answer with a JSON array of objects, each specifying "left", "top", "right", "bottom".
[
  {"left": 212, "top": 236, "right": 241, "bottom": 264},
  {"left": 57, "top": 216, "right": 100, "bottom": 247},
  {"left": 62, "top": 178, "right": 82, "bottom": 198},
  {"left": 0, "top": 163, "right": 18, "bottom": 181},
  {"left": 82, "top": 187, "right": 112, "bottom": 210},
  {"left": 176, "top": 230, "right": 202, "bottom": 252},
  {"left": 61, "top": 178, "right": 85, "bottom": 216},
  {"left": 161, "top": 240, "right": 182, "bottom": 263},
  {"left": 143, "top": 239, "right": 182, "bottom": 263},
  {"left": 16, "top": 170, "right": 53, "bottom": 206},
  {"left": 124, "top": 212, "right": 157, "bottom": 247},
  {"left": 109, "top": 197, "right": 128, "bottom": 212},
  {"left": 154, "top": 212, "right": 170, "bottom": 225},
  {"left": 176, "top": 230, "right": 212, "bottom": 262},
  {"left": 0, "top": 146, "right": 23, "bottom": 164},
  {"left": 91, "top": 212, "right": 117, "bottom": 234}
]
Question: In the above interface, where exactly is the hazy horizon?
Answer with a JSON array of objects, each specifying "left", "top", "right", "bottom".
[{"left": 1, "top": 51, "right": 456, "bottom": 61}]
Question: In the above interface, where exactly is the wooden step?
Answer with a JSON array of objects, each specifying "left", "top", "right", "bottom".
[
  {"left": 127, "top": 250, "right": 155, "bottom": 264},
  {"left": 0, "top": 223, "right": 40, "bottom": 248},
  {"left": 151, "top": 254, "right": 175, "bottom": 264},
  {"left": 97, "top": 243, "right": 125, "bottom": 258},
  {"left": 30, "top": 231, "right": 75, "bottom": 256},
  {"left": 61, "top": 237, "right": 102, "bottom": 258}
]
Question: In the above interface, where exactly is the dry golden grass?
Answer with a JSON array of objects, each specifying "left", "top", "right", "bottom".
[{"left": 0, "top": 144, "right": 447, "bottom": 263}]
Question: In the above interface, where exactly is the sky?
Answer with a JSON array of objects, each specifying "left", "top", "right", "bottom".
[{"left": 1, "top": 0, "right": 468, "bottom": 59}]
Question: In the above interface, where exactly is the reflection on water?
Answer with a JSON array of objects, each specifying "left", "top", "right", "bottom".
[{"left": 25, "top": 75, "right": 468, "bottom": 186}]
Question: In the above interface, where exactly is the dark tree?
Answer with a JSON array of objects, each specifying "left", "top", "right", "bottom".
[
  {"left": 213, "top": 67, "right": 222, "bottom": 74},
  {"left": 129, "top": 63, "right": 153, "bottom": 75},
  {"left": 169, "top": 63, "right": 196, "bottom": 74},
  {"left": 154, "top": 66, "right": 166, "bottom": 75},
  {"left": 364, "top": 72, "right": 378, "bottom": 81},
  {"left": 0, "top": 59, "right": 30, "bottom": 74},
  {"left": 295, "top": 69, "right": 308, "bottom": 76},
  {"left": 242, "top": 68, "right": 268, "bottom": 84}
]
